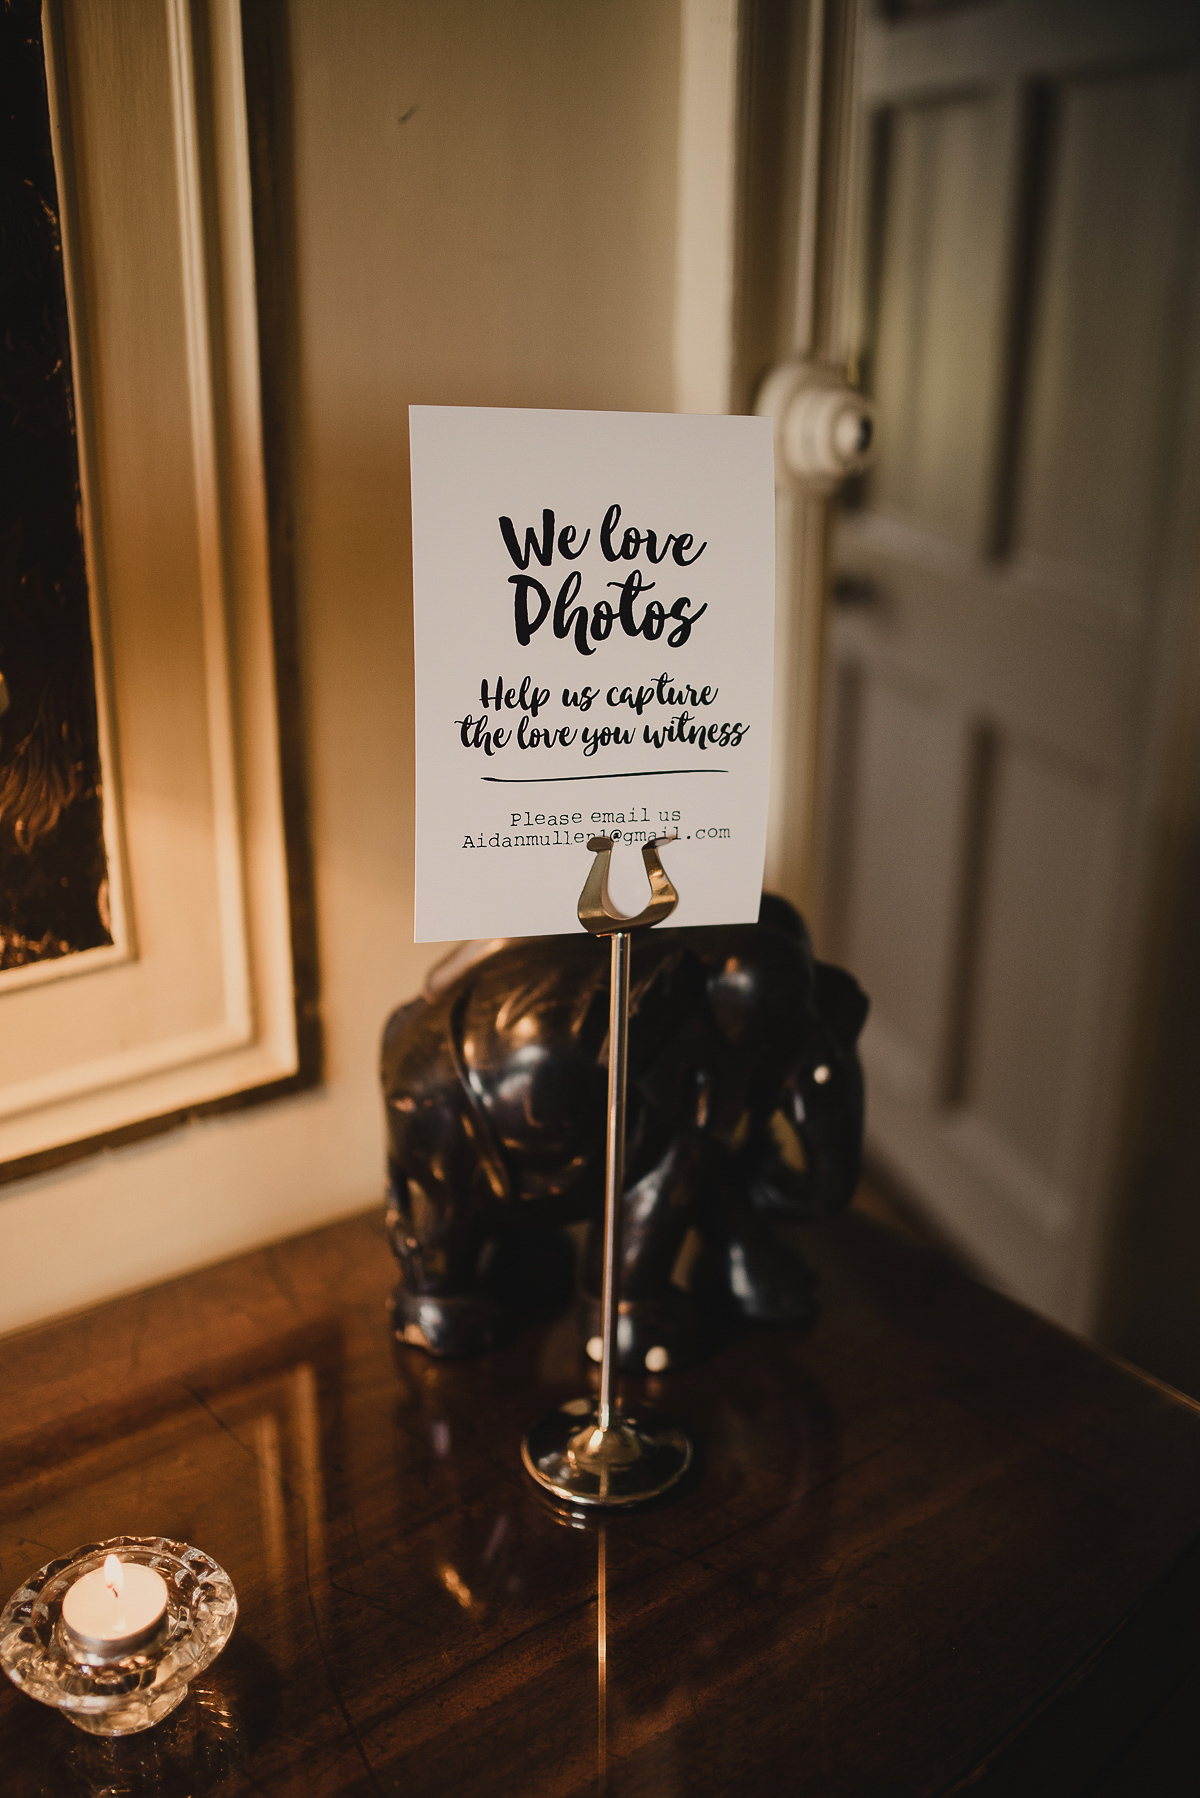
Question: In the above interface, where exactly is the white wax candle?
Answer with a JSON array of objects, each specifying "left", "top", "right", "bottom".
[{"left": 61, "top": 1555, "right": 169, "bottom": 1657}]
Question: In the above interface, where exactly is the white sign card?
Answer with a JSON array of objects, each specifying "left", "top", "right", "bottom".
[{"left": 410, "top": 406, "right": 776, "bottom": 942}]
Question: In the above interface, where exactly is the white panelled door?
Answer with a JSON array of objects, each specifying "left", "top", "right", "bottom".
[{"left": 822, "top": 0, "right": 1200, "bottom": 1329}]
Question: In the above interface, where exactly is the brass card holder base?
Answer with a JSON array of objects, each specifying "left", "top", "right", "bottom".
[
  {"left": 521, "top": 1398, "right": 692, "bottom": 1508},
  {"left": 521, "top": 835, "right": 694, "bottom": 1509}
]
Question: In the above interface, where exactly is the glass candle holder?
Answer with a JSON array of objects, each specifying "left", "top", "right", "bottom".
[{"left": 0, "top": 1536, "right": 237, "bottom": 1736}]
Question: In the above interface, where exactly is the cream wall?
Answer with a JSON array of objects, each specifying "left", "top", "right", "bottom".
[{"left": 0, "top": 0, "right": 684, "bottom": 1334}]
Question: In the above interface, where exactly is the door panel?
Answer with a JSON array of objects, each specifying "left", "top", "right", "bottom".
[
  {"left": 842, "top": 671, "right": 962, "bottom": 1089},
  {"left": 825, "top": 2, "right": 1200, "bottom": 1328},
  {"left": 873, "top": 95, "right": 1011, "bottom": 549},
  {"left": 1014, "top": 68, "right": 1194, "bottom": 607},
  {"left": 965, "top": 734, "right": 1108, "bottom": 1183}
]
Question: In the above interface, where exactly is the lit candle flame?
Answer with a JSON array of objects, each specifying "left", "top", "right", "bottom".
[{"left": 103, "top": 1554, "right": 124, "bottom": 1599}]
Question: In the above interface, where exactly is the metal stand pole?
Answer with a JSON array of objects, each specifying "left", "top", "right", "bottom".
[
  {"left": 596, "top": 1525, "right": 608, "bottom": 1793},
  {"left": 521, "top": 837, "right": 693, "bottom": 1509},
  {"left": 597, "top": 930, "right": 629, "bottom": 1435}
]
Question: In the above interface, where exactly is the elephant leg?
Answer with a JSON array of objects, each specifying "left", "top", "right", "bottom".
[
  {"left": 477, "top": 1217, "right": 577, "bottom": 1320},
  {"left": 386, "top": 1162, "right": 511, "bottom": 1358},
  {"left": 694, "top": 1181, "right": 819, "bottom": 1327},
  {"left": 579, "top": 1136, "right": 704, "bottom": 1374}
]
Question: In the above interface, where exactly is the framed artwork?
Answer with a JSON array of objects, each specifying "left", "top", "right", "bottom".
[
  {"left": 0, "top": 0, "right": 117, "bottom": 978},
  {"left": 0, "top": 0, "right": 318, "bottom": 1182}
]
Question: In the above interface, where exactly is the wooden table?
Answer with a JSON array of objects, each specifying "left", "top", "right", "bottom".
[{"left": 2, "top": 1206, "right": 1199, "bottom": 1795}]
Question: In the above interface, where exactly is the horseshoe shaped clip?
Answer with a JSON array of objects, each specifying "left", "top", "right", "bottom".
[{"left": 577, "top": 833, "right": 679, "bottom": 937}]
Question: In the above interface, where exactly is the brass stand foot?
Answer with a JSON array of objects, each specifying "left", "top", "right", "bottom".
[{"left": 522, "top": 1397, "right": 692, "bottom": 1508}]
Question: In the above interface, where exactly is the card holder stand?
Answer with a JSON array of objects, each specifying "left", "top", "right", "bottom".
[{"left": 520, "top": 835, "right": 694, "bottom": 1508}]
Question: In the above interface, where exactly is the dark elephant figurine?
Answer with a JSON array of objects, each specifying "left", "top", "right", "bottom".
[{"left": 381, "top": 895, "right": 868, "bottom": 1372}]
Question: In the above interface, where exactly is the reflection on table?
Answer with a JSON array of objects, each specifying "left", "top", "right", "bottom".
[{"left": 1, "top": 1210, "right": 1199, "bottom": 1794}]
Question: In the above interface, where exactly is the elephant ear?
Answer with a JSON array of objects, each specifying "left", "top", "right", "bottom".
[
  {"left": 630, "top": 945, "right": 706, "bottom": 1048},
  {"left": 630, "top": 947, "right": 715, "bottom": 1114},
  {"left": 757, "top": 890, "right": 811, "bottom": 948},
  {"left": 813, "top": 960, "right": 869, "bottom": 1047}
]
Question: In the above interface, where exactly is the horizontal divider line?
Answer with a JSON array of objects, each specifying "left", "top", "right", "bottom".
[{"left": 480, "top": 768, "right": 729, "bottom": 784}]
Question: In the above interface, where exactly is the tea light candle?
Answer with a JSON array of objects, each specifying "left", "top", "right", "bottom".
[{"left": 60, "top": 1555, "right": 169, "bottom": 1658}]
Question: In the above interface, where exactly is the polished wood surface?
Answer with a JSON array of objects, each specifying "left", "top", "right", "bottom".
[{"left": 2, "top": 1206, "right": 1200, "bottom": 1795}]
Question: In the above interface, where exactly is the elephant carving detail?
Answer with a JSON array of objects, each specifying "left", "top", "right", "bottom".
[{"left": 381, "top": 895, "right": 868, "bottom": 1372}]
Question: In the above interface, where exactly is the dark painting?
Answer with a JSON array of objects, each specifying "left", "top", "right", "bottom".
[{"left": 0, "top": 0, "right": 112, "bottom": 972}]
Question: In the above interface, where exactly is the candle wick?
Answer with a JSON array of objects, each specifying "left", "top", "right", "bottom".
[{"left": 102, "top": 1554, "right": 124, "bottom": 1600}]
